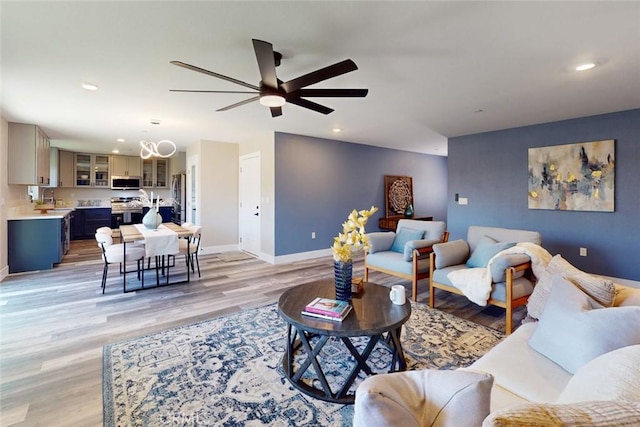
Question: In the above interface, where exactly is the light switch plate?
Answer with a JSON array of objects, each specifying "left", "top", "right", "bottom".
[{"left": 459, "top": 197, "right": 468, "bottom": 205}]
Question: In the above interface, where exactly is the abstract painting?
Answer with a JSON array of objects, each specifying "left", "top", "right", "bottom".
[{"left": 528, "top": 140, "right": 615, "bottom": 212}]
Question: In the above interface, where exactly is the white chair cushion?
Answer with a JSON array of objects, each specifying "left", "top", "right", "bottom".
[
  {"left": 353, "top": 369, "right": 493, "bottom": 427},
  {"left": 104, "top": 244, "right": 145, "bottom": 263},
  {"left": 556, "top": 344, "right": 640, "bottom": 404},
  {"left": 469, "top": 323, "right": 572, "bottom": 406}
]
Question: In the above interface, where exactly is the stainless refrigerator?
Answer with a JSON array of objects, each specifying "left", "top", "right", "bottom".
[{"left": 171, "top": 174, "right": 186, "bottom": 225}]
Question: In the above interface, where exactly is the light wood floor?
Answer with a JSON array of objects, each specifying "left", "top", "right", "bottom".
[{"left": 0, "top": 240, "right": 519, "bottom": 426}]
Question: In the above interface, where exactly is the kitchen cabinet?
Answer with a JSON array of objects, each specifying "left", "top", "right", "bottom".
[
  {"left": 8, "top": 217, "right": 68, "bottom": 273},
  {"left": 142, "top": 158, "right": 169, "bottom": 188},
  {"left": 111, "top": 155, "right": 142, "bottom": 177},
  {"left": 75, "top": 153, "right": 110, "bottom": 188},
  {"left": 8, "top": 122, "right": 51, "bottom": 185},
  {"left": 72, "top": 208, "right": 111, "bottom": 239},
  {"left": 58, "top": 150, "right": 75, "bottom": 188}
]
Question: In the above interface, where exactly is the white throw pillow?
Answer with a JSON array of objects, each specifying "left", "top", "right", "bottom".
[
  {"left": 527, "top": 255, "right": 615, "bottom": 320},
  {"left": 557, "top": 344, "right": 640, "bottom": 404},
  {"left": 528, "top": 274, "right": 640, "bottom": 374},
  {"left": 483, "top": 401, "right": 640, "bottom": 427}
]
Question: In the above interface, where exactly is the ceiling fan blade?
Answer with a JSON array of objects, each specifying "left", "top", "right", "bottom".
[
  {"left": 252, "top": 39, "right": 278, "bottom": 89},
  {"left": 170, "top": 89, "right": 258, "bottom": 94},
  {"left": 216, "top": 95, "right": 260, "bottom": 112},
  {"left": 171, "top": 60, "right": 261, "bottom": 91},
  {"left": 296, "top": 88, "right": 369, "bottom": 98},
  {"left": 281, "top": 59, "right": 358, "bottom": 93},
  {"left": 286, "top": 97, "right": 334, "bottom": 115},
  {"left": 270, "top": 106, "right": 283, "bottom": 117}
]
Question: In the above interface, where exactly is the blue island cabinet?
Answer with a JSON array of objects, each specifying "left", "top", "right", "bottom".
[{"left": 8, "top": 219, "right": 62, "bottom": 273}]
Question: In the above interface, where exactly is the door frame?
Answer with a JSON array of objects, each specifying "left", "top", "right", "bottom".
[{"left": 239, "top": 152, "right": 261, "bottom": 256}]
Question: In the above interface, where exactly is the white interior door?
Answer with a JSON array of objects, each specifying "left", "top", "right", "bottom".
[
  {"left": 187, "top": 154, "right": 198, "bottom": 224},
  {"left": 239, "top": 152, "right": 261, "bottom": 256}
]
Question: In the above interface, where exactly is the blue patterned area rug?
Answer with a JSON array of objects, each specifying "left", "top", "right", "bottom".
[{"left": 103, "top": 302, "right": 504, "bottom": 426}]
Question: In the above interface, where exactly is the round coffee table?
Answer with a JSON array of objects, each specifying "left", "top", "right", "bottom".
[{"left": 278, "top": 279, "right": 411, "bottom": 404}]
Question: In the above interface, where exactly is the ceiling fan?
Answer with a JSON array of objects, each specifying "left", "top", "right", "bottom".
[{"left": 170, "top": 39, "right": 368, "bottom": 117}]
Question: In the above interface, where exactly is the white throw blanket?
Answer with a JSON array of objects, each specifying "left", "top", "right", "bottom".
[
  {"left": 446, "top": 242, "right": 552, "bottom": 306},
  {"left": 134, "top": 224, "right": 179, "bottom": 257}
]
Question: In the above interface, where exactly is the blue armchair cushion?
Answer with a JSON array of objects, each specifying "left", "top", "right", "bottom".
[
  {"left": 466, "top": 235, "right": 516, "bottom": 268},
  {"left": 390, "top": 227, "right": 424, "bottom": 254},
  {"left": 404, "top": 239, "right": 442, "bottom": 262},
  {"left": 433, "top": 240, "right": 470, "bottom": 269},
  {"left": 490, "top": 253, "right": 531, "bottom": 282}
]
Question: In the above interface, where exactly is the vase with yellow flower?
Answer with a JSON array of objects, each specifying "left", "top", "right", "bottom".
[{"left": 331, "top": 206, "right": 378, "bottom": 301}]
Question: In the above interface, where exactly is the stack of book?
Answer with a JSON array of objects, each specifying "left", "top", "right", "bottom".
[{"left": 301, "top": 297, "right": 352, "bottom": 322}]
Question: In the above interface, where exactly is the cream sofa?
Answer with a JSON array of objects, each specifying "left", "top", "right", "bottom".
[{"left": 353, "top": 256, "right": 640, "bottom": 426}]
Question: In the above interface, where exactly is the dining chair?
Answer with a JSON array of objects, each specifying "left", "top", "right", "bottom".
[
  {"left": 178, "top": 224, "right": 202, "bottom": 277},
  {"left": 95, "top": 231, "right": 145, "bottom": 294}
]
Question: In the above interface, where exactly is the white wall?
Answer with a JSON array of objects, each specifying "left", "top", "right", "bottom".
[
  {"left": 239, "top": 131, "right": 275, "bottom": 260},
  {"left": 1, "top": 117, "right": 36, "bottom": 281},
  {"left": 187, "top": 140, "right": 239, "bottom": 254}
]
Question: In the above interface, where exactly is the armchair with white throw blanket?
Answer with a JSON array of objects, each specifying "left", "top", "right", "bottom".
[{"left": 429, "top": 226, "right": 548, "bottom": 334}]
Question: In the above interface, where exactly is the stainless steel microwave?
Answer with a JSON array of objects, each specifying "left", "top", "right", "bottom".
[{"left": 111, "top": 176, "right": 141, "bottom": 190}]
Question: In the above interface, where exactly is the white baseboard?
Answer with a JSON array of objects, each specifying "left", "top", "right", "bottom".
[
  {"left": 200, "top": 244, "right": 239, "bottom": 255},
  {"left": 273, "top": 248, "right": 332, "bottom": 265}
]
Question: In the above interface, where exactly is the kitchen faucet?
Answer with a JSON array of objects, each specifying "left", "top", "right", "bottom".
[{"left": 41, "top": 188, "right": 55, "bottom": 205}]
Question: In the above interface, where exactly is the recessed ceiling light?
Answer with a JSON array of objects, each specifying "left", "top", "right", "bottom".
[
  {"left": 112, "top": 149, "right": 120, "bottom": 154},
  {"left": 332, "top": 128, "right": 342, "bottom": 133},
  {"left": 575, "top": 63, "right": 596, "bottom": 71},
  {"left": 116, "top": 138, "right": 125, "bottom": 143},
  {"left": 81, "top": 83, "right": 98, "bottom": 91}
]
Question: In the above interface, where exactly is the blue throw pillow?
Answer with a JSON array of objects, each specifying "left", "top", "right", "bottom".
[
  {"left": 390, "top": 227, "right": 425, "bottom": 254},
  {"left": 466, "top": 235, "right": 516, "bottom": 268}
]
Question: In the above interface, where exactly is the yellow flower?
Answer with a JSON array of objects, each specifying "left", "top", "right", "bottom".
[{"left": 331, "top": 206, "right": 378, "bottom": 262}]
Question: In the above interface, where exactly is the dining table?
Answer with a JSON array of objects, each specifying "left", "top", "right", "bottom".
[{"left": 119, "top": 222, "right": 194, "bottom": 292}]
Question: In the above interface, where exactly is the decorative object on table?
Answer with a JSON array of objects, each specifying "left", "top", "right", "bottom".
[
  {"left": 331, "top": 206, "right": 378, "bottom": 301},
  {"left": 528, "top": 139, "right": 615, "bottom": 212},
  {"left": 403, "top": 202, "right": 414, "bottom": 218},
  {"left": 389, "top": 285, "right": 407, "bottom": 305},
  {"left": 351, "top": 277, "right": 363, "bottom": 294},
  {"left": 140, "top": 189, "right": 163, "bottom": 229},
  {"left": 104, "top": 302, "right": 503, "bottom": 426},
  {"left": 384, "top": 175, "right": 413, "bottom": 217},
  {"left": 302, "top": 297, "right": 352, "bottom": 321},
  {"left": 302, "top": 304, "right": 352, "bottom": 322}
]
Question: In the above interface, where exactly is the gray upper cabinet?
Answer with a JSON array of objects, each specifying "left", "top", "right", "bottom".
[
  {"left": 8, "top": 122, "right": 51, "bottom": 186},
  {"left": 58, "top": 150, "right": 75, "bottom": 188},
  {"left": 111, "top": 155, "right": 142, "bottom": 177}
]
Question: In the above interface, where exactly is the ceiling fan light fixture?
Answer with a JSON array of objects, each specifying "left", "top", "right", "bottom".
[{"left": 259, "top": 94, "right": 286, "bottom": 107}]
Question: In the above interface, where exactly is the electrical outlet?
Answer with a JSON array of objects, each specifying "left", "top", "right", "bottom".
[
  {"left": 580, "top": 247, "right": 587, "bottom": 257},
  {"left": 459, "top": 197, "right": 468, "bottom": 205},
  {"left": 311, "top": 232, "right": 316, "bottom": 239}
]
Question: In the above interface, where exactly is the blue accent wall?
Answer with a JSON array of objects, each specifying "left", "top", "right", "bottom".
[
  {"left": 448, "top": 109, "right": 640, "bottom": 280},
  {"left": 274, "top": 132, "right": 448, "bottom": 256}
]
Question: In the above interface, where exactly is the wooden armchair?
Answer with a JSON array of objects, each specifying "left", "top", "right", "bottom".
[
  {"left": 364, "top": 220, "right": 448, "bottom": 301},
  {"left": 429, "top": 226, "right": 542, "bottom": 334}
]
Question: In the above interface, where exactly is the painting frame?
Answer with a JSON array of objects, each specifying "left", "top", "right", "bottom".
[
  {"left": 528, "top": 139, "right": 615, "bottom": 212},
  {"left": 384, "top": 175, "right": 413, "bottom": 217}
]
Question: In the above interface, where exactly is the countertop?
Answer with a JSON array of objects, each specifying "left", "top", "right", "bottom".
[{"left": 8, "top": 208, "right": 75, "bottom": 221}]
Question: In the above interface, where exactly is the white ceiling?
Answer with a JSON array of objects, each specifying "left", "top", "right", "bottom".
[{"left": 2, "top": 1, "right": 639, "bottom": 157}]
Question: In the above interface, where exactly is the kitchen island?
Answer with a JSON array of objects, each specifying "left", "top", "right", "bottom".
[{"left": 7, "top": 209, "right": 74, "bottom": 273}]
